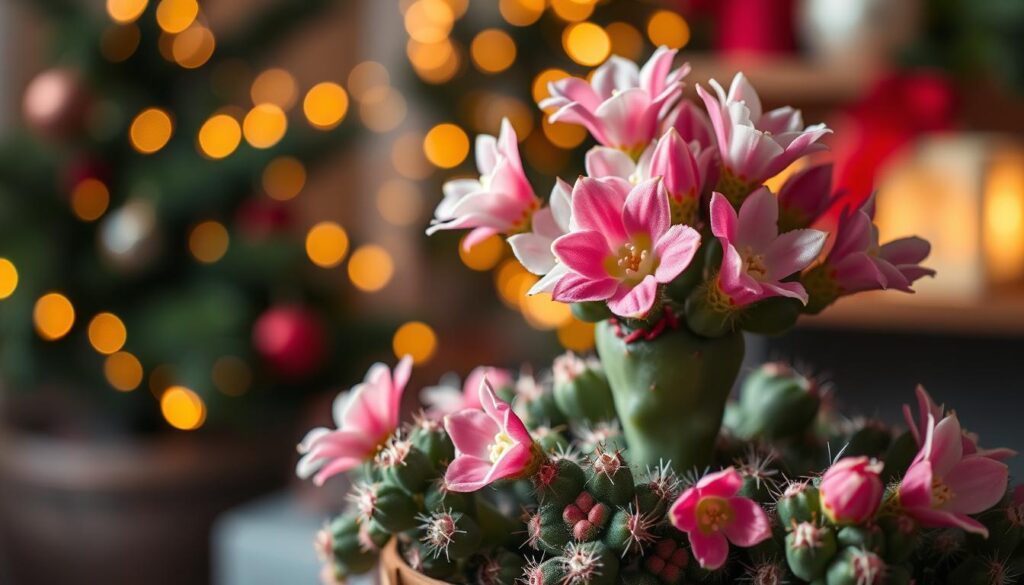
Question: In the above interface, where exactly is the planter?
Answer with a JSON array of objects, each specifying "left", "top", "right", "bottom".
[
  {"left": 0, "top": 420, "right": 293, "bottom": 585},
  {"left": 379, "top": 539, "right": 449, "bottom": 585}
]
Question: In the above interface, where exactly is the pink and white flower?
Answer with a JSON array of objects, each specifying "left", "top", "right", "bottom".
[
  {"left": 776, "top": 162, "right": 835, "bottom": 231},
  {"left": 297, "top": 356, "right": 413, "bottom": 486},
  {"left": 898, "top": 413, "right": 1009, "bottom": 536},
  {"left": 508, "top": 178, "right": 573, "bottom": 295},
  {"left": 551, "top": 176, "right": 702, "bottom": 318},
  {"left": 819, "top": 456, "right": 885, "bottom": 525},
  {"left": 662, "top": 98, "right": 716, "bottom": 152},
  {"left": 710, "top": 189, "right": 826, "bottom": 307},
  {"left": 668, "top": 467, "right": 772, "bottom": 570},
  {"left": 427, "top": 118, "right": 539, "bottom": 250},
  {"left": 541, "top": 47, "right": 690, "bottom": 154},
  {"left": 421, "top": 365, "right": 514, "bottom": 418},
  {"left": 902, "top": 385, "right": 1017, "bottom": 461},
  {"left": 697, "top": 73, "right": 830, "bottom": 191},
  {"left": 443, "top": 378, "right": 538, "bottom": 492}
]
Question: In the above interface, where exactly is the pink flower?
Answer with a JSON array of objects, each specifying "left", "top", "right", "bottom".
[
  {"left": 819, "top": 456, "right": 884, "bottom": 525},
  {"left": 662, "top": 98, "right": 716, "bottom": 152},
  {"left": 508, "top": 178, "right": 573, "bottom": 295},
  {"left": 776, "top": 163, "right": 835, "bottom": 231},
  {"left": 585, "top": 129, "right": 713, "bottom": 226},
  {"left": 551, "top": 177, "right": 702, "bottom": 318},
  {"left": 710, "top": 189, "right": 826, "bottom": 307},
  {"left": 898, "top": 414, "right": 1009, "bottom": 536},
  {"left": 443, "top": 378, "right": 538, "bottom": 492},
  {"left": 697, "top": 73, "right": 830, "bottom": 187},
  {"left": 297, "top": 356, "right": 413, "bottom": 486},
  {"left": 668, "top": 467, "right": 772, "bottom": 570},
  {"left": 902, "top": 385, "right": 1017, "bottom": 461},
  {"left": 541, "top": 47, "right": 690, "bottom": 154},
  {"left": 421, "top": 366, "right": 514, "bottom": 418},
  {"left": 427, "top": 118, "right": 539, "bottom": 250}
]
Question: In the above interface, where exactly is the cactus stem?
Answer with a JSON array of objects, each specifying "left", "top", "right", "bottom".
[
  {"left": 561, "top": 542, "right": 604, "bottom": 585},
  {"left": 346, "top": 482, "right": 379, "bottom": 523},
  {"left": 417, "top": 508, "right": 466, "bottom": 561},
  {"left": 644, "top": 460, "right": 682, "bottom": 502},
  {"left": 620, "top": 504, "right": 658, "bottom": 557}
]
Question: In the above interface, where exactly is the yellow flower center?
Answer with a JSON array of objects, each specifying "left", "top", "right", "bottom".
[
  {"left": 931, "top": 476, "right": 955, "bottom": 508},
  {"left": 742, "top": 246, "right": 768, "bottom": 280},
  {"left": 605, "top": 235, "right": 657, "bottom": 285},
  {"left": 695, "top": 496, "right": 734, "bottom": 534},
  {"left": 489, "top": 431, "right": 516, "bottom": 463}
]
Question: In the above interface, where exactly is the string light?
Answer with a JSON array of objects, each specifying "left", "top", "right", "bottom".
[
  {"left": 161, "top": 385, "right": 207, "bottom": 430},
  {"left": 303, "top": 82, "right": 349, "bottom": 130},
  {"left": 499, "top": 0, "right": 543, "bottom": 27},
  {"left": 551, "top": 0, "right": 595, "bottom": 22},
  {"left": 348, "top": 61, "right": 390, "bottom": 102},
  {"left": 262, "top": 156, "right": 306, "bottom": 201},
  {"left": 251, "top": 68, "right": 298, "bottom": 110},
  {"left": 0, "top": 259, "right": 18, "bottom": 300},
  {"left": 129, "top": 108, "right": 173, "bottom": 154},
  {"left": 359, "top": 87, "right": 407, "bottom": 133},
  {"left": 404, "top": 0, "right": 454, "bottom": 44},
  {"left": 563, "top": 22, "right": 611, "bottom": 66},
  {"left": 647, "top": 10, "right": 690, "bottom": 49},
  {"left": 212, "top": 356, "right": 251, "bottom": 397},
  {"left": 347, "top": 245, "right": 394, "bottom": 292},
  {"left": 542, "top": 118, "right": 587, "bottom": 149},
  {"left": 458, "top": 235, "right": 504, "bottom": 271},
  {"left": 392, "top": 321, "right": 437, "bottom": 365},
  {"left": 391, "top": 132, "right": 433, "bottom": 180},
  {"left": 88, "top": 312, "right": 128, "bottom": 354},
  {"left": 305, "top": 222, "right": 350, "bottom": 268},
  {"left": 557, "top": 319, "right": 596, "bottom": 351},
  {"left": 243, "top": 104, "right": 287, "bottom": 148},
  {"left": 155, "top": 0, "right": 199, "bottom": 34},
  {"left": 197, "top": 114, "right": 241, "bottom": 159},
  {"left": 606, "top": 21, "right": 644, "bottom": 60},
  {"left": 423, "top": 123, "right": 470, "bottom": 169},
  {"left": 100, "top": 24, "right": 141, "bottom": 62},
  {"left": 532, "top": 68, "right": 571, "bottom": 106},
  {"left": 34, "top": 293, "right": 75, "bottom": 341},
  {"left": 470, "top": 29, "right": 516, "bottom": 74},
  {"left": 171, "top": 24, "right": 215, "bottom": 69},
  {"left": 105, "top": 351, "right": 143, "bottom": 392},
  {"left": 188, "top": 220, "right": 229, "bottom": 263},
  {"left": 377, "top": 179, "right": 423, "bottom": 226},
  {"left": 71, "top": 178, "right": 110, "bottom": 222},
  {"left": 106, "top": 0, "right": 147, "bottom": 23}
]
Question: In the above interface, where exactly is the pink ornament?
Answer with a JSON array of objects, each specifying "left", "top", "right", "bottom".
[
  {"left": 253, "top": 306, "right": 327, "bottom": 379},
  {"left": 819, "top": 456, "right": 884, "bottom": 525}
]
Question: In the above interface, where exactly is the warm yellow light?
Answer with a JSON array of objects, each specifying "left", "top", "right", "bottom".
[
  {"left": 71, "top": 178, "right": 110, "bottom": 222},
  {"left": 459, "top": 235, "right": 504, "bottom": 271},
  {"left": 212, "top": 356, "right": 251, "bottom": 397},
  {"left": 0, "top": 259, "right": 18, "bottom": 300},
  {"left": 763, "top": 158, "right": 808, "bottom": 193},
  {"left": 107, "top": 0, "right": 147, "bottom": 23},
  {"left": 34, "top": 293, "right": 75, "bottom": 341},
  {"left": 105, "top": 351, "right": 143, "bottom": 392},
  {"left": 408, "top": 40, "right": 462, "bottom": 84},
  {"left": 542, "top": 118, "right": 587, "bottom": 149},
  {"left": 359, "top": 87, "right": 407, "bottom": 133},
  {"left": 262, "top": 156, "right": 306, "bottom": 201},
  {"left": 470, "top": 29, "right": 517, "bottom": 74},
  {"left": 156, "top": 0, "right": 198, "bottom": 34},
  {"left": 522, "top": 292, "right": 573, "bottom": 330},
  {"left": 532, "top": 68, "right": 571, "bottom": 106},
  {"left": 551, "top": 0, "right": 594, "bottom": 22},
  {"left": 251, "top": 68, "right": 298, "bottom": 111},
  {"left": 348, "top": 61, "right": 390, "bottom": 102},
  {"left": 88, "top": 312, "right": 128, "bottom": 355},
  {"left": 606, "top": 22, "right": 644, "bottom": 61},
  {"left": 563, "top": 22, "right": 611, "bottom": 67},
  {"left": 404, "top": 0, "right": 454, "bottom": 44},
  {"left": 377, "top": 179, "right": 424, "bottom": 226},
  {"left": 392, "top": 132, "right": 433, "bottom": 180},
  {"left": 557, "top": 318, "right": 596, "bottom": 351},
  {"left": 392, "top": 321, "right": 437, "bottom": 365},
  {"left": 305, "top": 222, "right": 350, "bottom": 268},
  {"left": 524, "top": 132, "right": 571, "bottom": 175},
  {"left": 189, "top": 220, "right": 229, "bottom": 263},
  {"left": 161, "top": 385, "right": 207, "bottom": 430},
  {"left": 171, "top": 24, "right": 215, "bottom": 69},
  {"left": 348, "top": 245, "right": 395, "bottom": 292},
  {"left": 100, "top": 24, "right": 141, "bottom": 62},
  {"left": 440, "top": 0, "right": 468, "bottom": 18},
  {"left": 303, "top": 82, "right": 349, "bottom": 130},
  {"left": 423, "top": 123, "right": 470, "bottom": 169},
  {"left": 197, "top": 114, "right": 241, "bottom": 159},
  {"left": 130, "top": 108, "right": 173, "bottom": 154},
  {"left": 499, "top": 0, "right": 544, "bottom": 27},
  {"left": 495, "top": 259, "right": 535, "bottom": 308},
  {"left": 647, "top": 10, "right": 690, "bottom": 49},
  {"left": 984, "top": 152, "right": 1024, "bottom": 284},
  {"left": 243, "top": 104, "right": 288, "bottom": 149}
]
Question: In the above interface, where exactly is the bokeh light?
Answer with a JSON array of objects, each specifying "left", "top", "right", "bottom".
[
  {"left": 606, "top": 21, "right": 644, "bottom": 61},
  {"left": 524, "top": 132, "right": 571, "bottom": 176},
  {"left": 647, "top": 10, "right": 690, "bottom": 49},
  {"left": 262, "top": 156, "right": 306, "bottom": 201},
  {"left": 359, "top": 87, "right": 407, "bottom": 133},
  {"left": 392, "top": 321, "right": 437, "bottom": 365},
  {"left": 303, "top": 82, "right": 349, "bottom": 130},
  {"left": 251, "top": 68, "right": 297, "bottom": 110},
  {"left": 105, "top": 351, "right": 143, "bottom": 392},
  {"left": 100, "top": 24, "right": 141, "bottom": 62},
  {"left": 212, "top": 355, "right": 251, "bottom": 397},
  {"left": 305, "top": 222, "right": 350, "bottom": 268},
  {"left": 88, "top": 312, "right": 128, "bottom": 355},
  {"left": 107, "top": 0, "right": 147, "bottom": 23},
  {"left": 423, "top": 123, "right": 470, "bottom": 169},
  {"left": 348, "top": 245, "right": 394, "bottom": 292},
  {"left": 439, "top": 0, "right": 468, "bottom": 18},
  {"left": 392, "top": 132, "right": 433, "bottom": 180},
  {"left": 459, "top": 235, "right": 504, "bottom": 271},
  {"left": 471, "top": 29, "right": 517, "bottom": 74},
  {"left": 557, "top": 319, "right": 596, "bottom": 351},
  {"left": 408, "top": 39, "right": 462, "bottom": 84},
  {"left": 243, "top": 103, "right": 287, "bottom": 148},
  {"left": 377, "top": 179, "right": 424, "bottom": 226},
  {"left": 161, "top": 385, "right": 207, "bottom": 430},
  {"left": 129, "top": 108, "right": 173, "bottom": 154},
  {"left": 499, "top": 0, "right": 544, "bottom": 27},
  {"left": 188, "top": 220, "right": 229, "bottom": 263},
  {"left": 71, "top": 178, "right": 111, "bottom": 222},
  {"left": 197, "top": 114, "right": 241, "bottom": 159},
  {"left": 348, "top": 61, "right": 390, "bottom": 102},
  {"left": 155, "top": 0, "right": 199, "bottom": 34},
  {"left": 34, "top": 292, "right": 75, "bottom": 341},
  {"left": 171, "top": 24, "right": 215, "bottom": 69},
  {"left": 522, "top": 292, "right": 573, "bottom": 330},
  {"left": 542, "top": 118, "right": 587, "bottom": 149},
  {"left": 404, "top": 0, "right": 454, "bottom": 44},
  {"left": 0, "top": 259, "right": 18, "bottom": 300},
  {"left": 495, "top": 259, "right": 535, "bottom": 309},
  {"left": 563, "top": 22, "right": 611, "bottom": 66},
  {"left": 551, "top": 0, "right": 595, "bottom": 22},
  {"left": 532, "top": 68, "right": 571, "bottom": 106}
]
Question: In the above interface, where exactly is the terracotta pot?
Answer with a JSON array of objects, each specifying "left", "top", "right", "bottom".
[
  {"left": 0, "top": 425, "right": 293, "bottom": 585},
  {"left": 379, "top": 539, "right": 450, "bottom": 585}
]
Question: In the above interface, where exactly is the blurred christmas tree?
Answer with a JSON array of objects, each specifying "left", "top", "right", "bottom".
[{"left": 0, "top": 0, "right": 386, "bottom": 434}]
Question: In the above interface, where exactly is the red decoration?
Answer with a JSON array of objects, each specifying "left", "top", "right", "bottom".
[
  {"left": 22, "top": 68, "right": 91, "bottom": 141},
  {"left": 713, "top": 0, "right": 796, "bottom": 56},
  {"left": 253, "top": 306, "right": 327, "bottom": 380},
  {"left": 235, "top": 198, "right": 292, "bottom": 240},
  {"left": 62, "top": 156, "right": 111, "bottom": 194}
]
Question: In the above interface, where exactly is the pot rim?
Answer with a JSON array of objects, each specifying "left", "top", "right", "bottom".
[{"left": 380, "top": 538, "right": 452, "bottom": 585}]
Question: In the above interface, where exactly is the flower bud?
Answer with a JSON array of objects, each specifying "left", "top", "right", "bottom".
[
  {"left": 777, "top": 481, "right": 821, "bottom": 528},
  {"left": 409, "top": 415, "right": 455, "bottom": 468},
  {"left": 825, "top": 547, "right": 886, "bottom": 585},
  {"left": 641, "top": 538, "right": 689, "bottom": 585},
  {"left": 785, "top": 522, "right": 837, "bottom": 581},
  {"left": 552, "top": 352, "right": 615, "bottom": 423},
  {"left": 377, "top": 438, "right": 436, "bottom": 493},
  {"left": 819, "top": 457, "right": 884, "bottom": 525}
]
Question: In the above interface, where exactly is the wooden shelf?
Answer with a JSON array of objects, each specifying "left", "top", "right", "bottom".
[{"left": 798, "top": 292, "right": 1024, "bottom": 337}]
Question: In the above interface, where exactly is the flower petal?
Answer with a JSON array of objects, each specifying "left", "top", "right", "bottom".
[
  {"left": 709, "top": 192, "right": 738, "bottom": 241},
  {"left": 444, "top": 409, "right": 500, "bottom": 459},
  {"left": 697, "top": 468, "right": 743, "bottom": 497},
  {"left": 553, "top": 231, "right": 612, "bottom": 279},
  {"left": 668, "top": 487, "right": 700, "bottom": 532},
  {"left": 688, "top": 531, "right": 730, "bottom": 570},
  {"left": 762, "top": 228, "right": 827, "bottom": 279},
  {"left": 607, "top": 276, "right": 659, "bottom": 318},
  {"left": 551, "top": 272, "right": 619, "bottom": 303},
  {"left": 654, "top": 225, "right": 701, "bottom": 283},
  {"left": 623, "top": 177, "right": 670, "bottom": 241},
  {"left": 909, "top": 508, "right": 989, "bottom": 537},
  {"left": 509, "top": 232, "right": 557, "bottom": 276},
  {"left": 571, "top": 178, "right": 629, "bottom": 244},
  {"left": 444, "top": 455, "right": 495, "bottom": 492},
  {"left": 585, "top": 146, "right": 636, "bottom": 179},
  {"left": 736, "top": 187, "right": 778, "bottom": 251},
  {"left": 943, "top": 456, "right": 1008, "bottom": 515},
  {"left": 723, "top": 497, "right": 772, "bottom": 547}
]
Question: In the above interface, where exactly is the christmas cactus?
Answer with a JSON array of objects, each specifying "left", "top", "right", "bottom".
[{"left": 299, "top": 48, "right": 1021, "bottom": 584}]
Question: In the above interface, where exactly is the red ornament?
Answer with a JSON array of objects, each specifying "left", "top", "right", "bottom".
[
  {"left": 714, "top": 0, "right": 796, "bottom": 56},
  {"left": 23, "top": 68, "right": 91, "bottom": 141},
  {"left": 253, "top": 306, "right": 327, "bottom": 380},
  {"left": 235, "top": 198, "right": 292, "bottom": 240}
]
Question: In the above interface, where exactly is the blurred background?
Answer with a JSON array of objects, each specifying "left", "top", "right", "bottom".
[{"left": 0, "top": 0, "right": 1021, "bottom": 583}]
